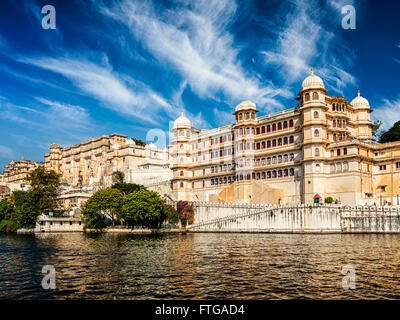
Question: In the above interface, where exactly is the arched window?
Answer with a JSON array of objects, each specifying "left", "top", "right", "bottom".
[
  {"left": 333, "top": 133, "right": 337, "bottom": 141},
  {"left": 289, "top": 136, "right": 294, "bottom": 143},
  {"left": 272, "top": 156, "right": 276, "bottom": 164},
  {"left": 278, "top": 170, "right": 283, "bottom": 177},
  {"left": 267, "top": 157, "right": 271, "bottom": 165},
  {"left": 266, "top": 125, "right": 270, "bottom": 132},
  {"left": 251, "top": 112, "right": 255, "bottom": 119},
  {"left": 180, "top": 182, "right": 184, "bottom": 188},
  {"left": 272, "top": 139, "right": 276, "bottom": 147},
  {"left": 278, "top": 138, "right": 282, "bottom": 146},
  {"left": 266, "top": 141, "right": 270, "bottom": 148},
  {"left": 278, "top": 122, "right": 282, "bottom": 130},
  {"left": 272, "top": 124, "right": 276, "bottom": 131},
  {"left": 333, "top": 104, "right": 336, "bottom": 111},
  {"left": 261, "top": 126, "right": 266, "bottom": 134},
  {"left": 278, "top": 155, "right": 282, "bottom": 163},
  {"left": 289, "top": 168, "right": 295, "bottom": 176},
  {"left": 305, "top": 93, "right": 310, "bottom": 101},
  {"left": 290, "top": 153, "right": 294, "bottom": 161},
  {"left": 284, "top": 137, "right": 288, "bottom": 144},
  {"left": 239, "top": 113, "right": 242, "bottom": 120},
  {"left": 272, "top": 170, "right": 277, "bottom": 178},
  {"left": 333, "top": 120, "right": 336, "bottom": 127},
  {"left": 283, "top": 121, "right": 288, "bottom": 129},
  {"left": 245, "top": 112, "right": 250, "bottom": 120},
  {"left": 315, "top": 164, "right": 321, "bottom": 172},
  {"left": 314, "top": 129, "right": 319, "bottom": 137},
  {"left": 256, "top": 127, "right": 260, "bottom": 135},
  {"left": 284, "top": 154, "right": 288, "bottom": 162},
  {"left": 262, "top": 141, "right": 266, "bottom": 149},
  {"left": 284, "top": 169, "right": 288, "bottom": 176},
  {"left": 315, "top": 148, "right": 320, "bottom": 157},
  {"left": 314, "top": 111, "right": 319, "bottom": 119},
  {"left": 267, "top": 171, "right": 271, "bottom": 179},
  {"left": 312, "top": 92, "right": 319, "bottom": 100},
  {"left": 180, "top": 170, "right": 184, "bottom": 176},
  {"left": 289, "top": 119, "right": 294, "bottom": 127}
]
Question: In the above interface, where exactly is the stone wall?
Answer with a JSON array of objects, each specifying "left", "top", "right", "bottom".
[{"left": 188, "top": 202, "right": 400, "bottom": 233}]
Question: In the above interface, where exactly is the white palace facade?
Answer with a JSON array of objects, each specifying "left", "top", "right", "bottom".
[{"left": 170, "top": 69, "right": 400, "bottom": 206}]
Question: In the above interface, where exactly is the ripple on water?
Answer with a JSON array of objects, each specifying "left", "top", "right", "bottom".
[{"left": 1, "top": 233, "right": 400, "bottom": 299}]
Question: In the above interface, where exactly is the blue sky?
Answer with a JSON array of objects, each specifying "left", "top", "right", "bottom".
[{"left": 0, "top": 0, "right": 399, "bottom": 171}]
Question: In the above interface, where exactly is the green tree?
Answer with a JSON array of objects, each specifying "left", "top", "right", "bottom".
[
  {"left": 324, "top": 196, "right": 334, "bottom": 204},
  {"left": 372, "top": 120, "right": 383, "bottom": 139},
  {"left": 121, "top": 190, "right": 166, "bottom": 228},
  {"left": 379, "top": 121, "right": 400, "bottom": 143},
  {"left": 132, "top": 138, "right": 146, "bottom": 146},
  {"left": 164, "top": 204, "right": 179, "bottom": 225},
  {"left": 112, "top": 171, "right": 125, "bottom": 185},
  {"left": 25, "top": 167, "right": 60, "bottom": 188},
  {"left": 0, "top": 198, "right": 13, "bottom": 222},
  {"left": 111, "top": 183, "right": 146, "bottom": 195},
  {"left": 81, "top": 188, "right": 124, "bottom": 229}
]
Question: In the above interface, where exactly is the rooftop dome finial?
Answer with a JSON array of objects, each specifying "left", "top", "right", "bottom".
[
  {"left": 181, "top": 110, "right": 184, "bottom": 117},
  {"left": 310, "top": 67, "right": 314, "bottom": 75},
  {"left": 357, "top": 89, "right": 360, "bottom": 97}
]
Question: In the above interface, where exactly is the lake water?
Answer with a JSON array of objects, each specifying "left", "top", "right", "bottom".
[{"left": 1, "top": 232, "right": 400, "bottom": 299}]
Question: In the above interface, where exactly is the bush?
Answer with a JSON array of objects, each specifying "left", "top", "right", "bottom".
[
  {"left": 324, "top": 197, "right": 334, "bottom": 204},
  {"left": 0, "top": 219, "right": 19, "bottom": 233},
  {"left": 176, "top": 200, "right": 194, "bottom": 226}
]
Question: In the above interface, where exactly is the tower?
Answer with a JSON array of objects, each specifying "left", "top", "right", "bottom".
[
  {"left": 350, "top": 90, "right": 373, "bottom": 141},
  {"left": 299, "top": 68, "right": 329, "bottom": 203},
  {"left": 171, "top": 111, "right": 192, "bottom": 201}
]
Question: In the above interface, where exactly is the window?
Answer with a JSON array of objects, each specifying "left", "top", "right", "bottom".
[
  {"left": 278, "top": 122, "right": 282, "bottom": 130},
  {"left": 290, "top": 153, "right": 294, "bottom": 161},
  {"left": 290, "top": 168, "right": 295, "bottom": 176},
  {"left": 272, "top": 156, "right": 276, "bottom": 164},
  {"left": 289, "top": 119, "right": 294, "bottom": 127},
  {"left": 256, "top": 143, "right": 260, "bottom": 150},
  {"left": 314, "top": 129, "right": 319, "bottom": 137},
  {"left": 278, "top": 155, "right": 282, "bottom": 163},
  {"left": 192, "top": 182, "right": 195, "bottom": 189},
  {"left": 343, "top": 161, "right": 349, "bottom": 172},
  {"left": 266, "top": 141, "right": 270, "bottom": 148},
  {"left": 278, "top": 138, "right": 282, "bottom": 146},
  {"left": 278, "top": 170, "right": 282, "bottom": 177},
  {"left": 272, "top": 171, "right": 277, "bottom": 178},
  {"left": 267, "top": 157, "right": 271, "bottom": 165},
  {"left": 344, "top": 148, "right": 347, "bottom": 155},
  {"left": 266, "top": 125, "right": 270, "bottom": 133},
  {"left": 315, "top": 148, "right": 320, "bottom": 157},
  {"left": 314, "top": 111, "right": 319, "bottom": 119},
  {"left": 284, "top": 154, "right": 288, "bottom": 162},
  {"left": 283, "top": 121, "right": 288, "bottom": 129},
  {"left": 272, "top": 139, "right": 276, "bottom": 147},
  {"left": 262, "top": 141, "right": 266, "bottom": 149},
  {"left": 180, "top": 182, "right": 184, "bottom": 188},
  {"left": 396, "top": 162, "right": 400, "bottom": 169},
  {"left": 333, "top": 120, "right": 336, "bottom": 127},
  {"left": 256, "top": 127, "right": 260, "bottom": 135},
  {"left": 272, "top": 124, "right": 276, "bottom": 131},
  {"left": 267, "top": 171, "right": 271, "bottom": 179},
  {"left": 312, "top": 92, "right": 319, "bottom": 100},
  {"left": 337, "top": 149, "right": 341, "bottom": 156},
  {"left": 305, "top": 93, "right": 310, "bottom": 101},
  {"left": 380, "top": 165, "right": 386, "bottom": 171},
  {"left": 284, "top": 137, "right": 288, "bottom": 145},
  {"left": 284, "top": 169, "right": 288, "bottom": 176},
  {"left": 289, "top": 136, "right": 294, "bottom": 143},
  {"left": 380, "top": 186, "right": 386, "bottom": 192},
  {"left": 180, "top": 170, "right": 184, "bottom": 176}
]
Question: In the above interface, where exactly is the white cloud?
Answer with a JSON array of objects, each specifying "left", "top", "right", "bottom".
[
  {"left": 0, "top": 145, "right": 14, "bottom": 159},
  {"left": 99, "top": 0, "right": 290, "bottom": 111},
  {"left": 261, "top": 0, "right": 356, "bottom": 95},
  {"left": 372, "top": 97, "right": 400, "bottom": 131},
  {"left": 20, "top": 56, "right": 177, "bottom": 125}
]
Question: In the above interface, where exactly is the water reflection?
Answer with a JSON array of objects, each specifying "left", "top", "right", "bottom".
[{"left": 1, "top": 233, "right": 400, "bottom": 299}]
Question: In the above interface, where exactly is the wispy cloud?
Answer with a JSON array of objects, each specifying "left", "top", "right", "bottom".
[
  {"left": 372, "top": 96, "right": 400, "bottom": 130},
  {"left": 0, "top": 145, "right": 14, "bottom": 159},
  {"left": 261, "top": 0, "right": 356, "bottom": 94},
  {"left": 99, "top": 0, "right": 290, "bottom": 111},
  {"left": 20, "top": 56, "right": 177, "bottom": 125}
]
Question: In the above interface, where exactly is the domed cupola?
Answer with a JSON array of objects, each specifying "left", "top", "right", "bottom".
[
  {"left": 301, "top": 68, "right": 325, "bottom": 91},
  {"left": 350, "top": 90, "right": 370, "bottom": 109},
  {"left": 234, "top": 100, "right": 258, "bottom": 113},
  {"left": 173, "top": 111, "right": 191, "bottom": 129}
]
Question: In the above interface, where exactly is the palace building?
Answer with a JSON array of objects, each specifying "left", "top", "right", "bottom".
[
  {"left": 3, "top": 156, "right": 43, "bottom": 186},
  {"left": 170, "top": 69, "right": 400, "bottom": 206},
  {"left": 45, "top": 133, "right": 171, "bottom": 188}
]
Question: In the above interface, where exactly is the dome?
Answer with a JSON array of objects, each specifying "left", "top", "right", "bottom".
[
  {"left": 350, "top": 90, "right": 370, "bottom": 108},
  {"left": 235, "top": 100, "right": 257, "bottom": 113},
  {"left": 173, "top": 111, "right": 191, "bottom": 129},
  {"left": 125, "top": 139, "right": 136, "bottom": 146},
  {"left": 301, "top": 68, "right": 325, "bottom": 91},
  {"left": 147, "top": 142, "right": 157, "bottom": 150}
]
